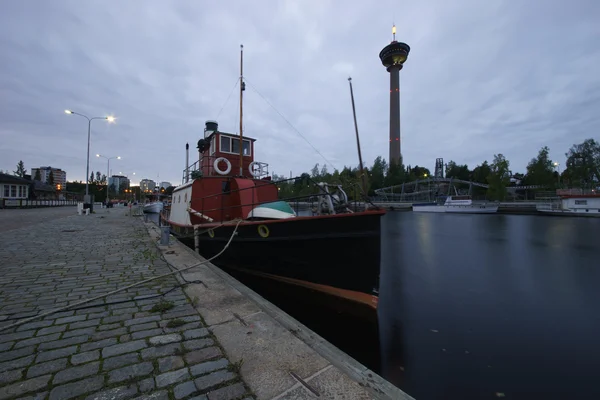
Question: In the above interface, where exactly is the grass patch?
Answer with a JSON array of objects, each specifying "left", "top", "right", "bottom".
[
  {"left": 227, "top": 358, "right": 244, "bottom": 374},
  {"left": 150, "top": 299, "right": 175, "bottom": 313}
]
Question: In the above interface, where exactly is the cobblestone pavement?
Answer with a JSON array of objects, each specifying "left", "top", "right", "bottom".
[
  {"left": 0, "top": 207, "right": 77, "bottom": 233},
  {"left": 0, "top": 208, "right": 253, "bottom": 400}
]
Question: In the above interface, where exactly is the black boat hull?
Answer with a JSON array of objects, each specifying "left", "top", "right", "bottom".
[{"left": 169, "top": 211, "right": 383, "bottom": 308}]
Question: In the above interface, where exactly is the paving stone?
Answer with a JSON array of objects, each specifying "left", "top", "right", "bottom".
[
  {"left": 49, "top": 375, "right": 104, "bottom": 400},
  {"left": 130, "top": 390, "right": 169, "bottom": 400},
  {"left": 0, "top": 374, "right": 51, "bottom": 399},
  {"left": 164, "top": 322, "right": 203, "bottom": 333},
  {"left": 70, "top": 350, "right": 100, "bottom": 365},
  {"left": 14, "top": 333, "right": 61, "bottom": 349},
  {"left": 15, "top": 320, "right": 53, "bottom": 331},
  {"left": 150, "top": 333, "right": 182, "bottom": 345},
  {"left": 97, "top": 322, "right": 122, "bottom": 331},
  {"left": 55, "top": 315, "right": 87, "bottom": 325},
  {"left": 63, "top": 327, "right": 96, "bottom": 338},
  {"left": 36, "top": 345, "right": 78, "bottom": 363},
  {"left": 128, "top": 322, "right": 158, "bottom": 332},
  {"left": 0, "top": 368, "right": 23, "bottom": 385},
  {"left": 124, "top": 316, "right": 161, "bottom": 327},
  {"left": 0, "top": 342, "right": 13, "bottom": 352},
  {"left": 53, "top": 361, "right": 100, "bottom": 385},
  {"left": 37, "top": 325, "right": 67, "bottom": 336},
  {"left": 37, "top": 335, "right": 89, "bottom": 350},
  {"left": 158, "top": 355, "right": 185, "bottom": 373},
  {"left": 92, "top": 327, "right": 128, "bottom": 341},
  {"left": 84, "top": 385, "right": 138, "bottom": 400},
  {"left": 27, "top": 358, "right": 68, "bottom": 378},
  {"left": 14, "top": 390, "right": 49, "bottom": 399},
  {"left": 102, "top": 352, "right": 140, "bottom": 371},
  {"left": 207, "top": 382, "right": 246, "bottom": 400},
  {"left": 183, "top": 338, "right": 215, "bottom": 351},
  {"left": 131, "top": 328, "right": 163, "bottom": 340},
  {"left": 137, "top": 377, "right": 155, "bottom": 393},
  {"left": 119, "top": 334, "right": 132, "bottom": 343},
  {"left": 68, "top": 319, "right": 101, "bottom": 329},
  {"left": 0, "top": 330, "right": 35, "bottom": 344},
  {"left": 141, "top": 343, "right": 181, "bottom": 360},
  {"left": 156, "top": 367, "right": 190, "bottom": 388},
  {"left": 174, "top": 380, "right": 198, "bottom": 399},
  {"left": 190, "top": 358, "right": 229, "bottom": 377},
  {"left": 188, "top": 396, "right": 208, "bottom": 400},
  {"left": 0, "top": 346, "right": 35, "bottom": 362},
  {"left": 102, "top": 339, "right": 147, "bottom": 358},
  {"left": 0, "top": 355, "right": 35, "bottom": 373},
  {"left": 194, "top": 370, "right": 236, "bottom": 392},
  {"left": 80, "top": 338, "right": 118, "bottom": 352},
  {"left": 184, "top": 328, "right": 209, "bottom": 340},
  {"left": 108, "top": 361, "right": 154, "bottom": 384},
  {"left": 184, "top": 347, "right": 223, "bottom": 365},
  {"left": 102, "top": 314, "right": 133, "bottom": 324}
]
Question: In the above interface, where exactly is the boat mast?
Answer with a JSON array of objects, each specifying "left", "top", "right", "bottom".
[
  {"left": 238, "top": 44, "right": 244, "bottom": 176},
  {"left": 348, "top": 77, "right": 368, "bottom": 197}
]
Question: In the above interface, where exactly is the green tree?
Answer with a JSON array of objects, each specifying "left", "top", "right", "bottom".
[
  {"left": 48, "top": 171, "right": 55, "bottom": 185},
  {"left": 471, "top": 161, "right": 491, "bottom": 184},
  {"left": 89, "top": 171, "right": 95, "bottom": 184},
  {"left": 34, "top": 169, "right": 41, "bottom": 181},
  {"left": 384, "top": 157, "right": 405, "bottom": 187},
  {"left": 445, "top": 161, "right": 471, "bottom": 181},
  {"left": 95, "top": 171, "right": 102, "bottom": 183},
  {"left": 564, "top": 138, "right": 600, "bottom": 188},
  {"left": 369, "top": 156, "right": 387, "bottom": 194},
  {"left": 101, "top": 174, "right": 107, "bottom": 184},
  {"left": 487, "top": 154, "right": 511, "bottom": 200},
  {"left": 13, "top": 160, "right": 26, "bottom": 177},
  {"left": 523, "top": 146, "right": 556, "bottom": 187}
]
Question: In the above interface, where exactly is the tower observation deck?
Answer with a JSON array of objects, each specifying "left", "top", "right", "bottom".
[{"left": 379, "top": 25, "right": 410, "bottom": 166}]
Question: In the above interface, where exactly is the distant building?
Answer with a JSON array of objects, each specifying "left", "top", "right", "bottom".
[
  {"left": 0, "top": 173, "right": 30, "bottom": 200},
  {"left": 140, "top": 179, "right": 156, "bottom": 193},
  {"left": 31, "top": 166, "right": 66, "bottom": 188},
  {"left": 159, "top": 181, "right": 172, "bottom": 190},
  {"left": 108, "top": 175, "right": 130, "bottom": 193}
]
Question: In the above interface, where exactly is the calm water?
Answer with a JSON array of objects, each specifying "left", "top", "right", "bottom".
[
  {"left": 379, "top": 212, "right": 600, "bottom": 400},
  {"left": 158, "top": 210, "right": 600, "bottom": 399}
]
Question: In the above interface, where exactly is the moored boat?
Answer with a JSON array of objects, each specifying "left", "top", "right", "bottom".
[
  {"left": 164, "top": 46, "right": 384, "bottom": 313},
  {"left": 536, "top": 194, "right": 600, "bottom": 217},
  {"left": 143, "top": 201, "right": 164, "bottom": 214}
]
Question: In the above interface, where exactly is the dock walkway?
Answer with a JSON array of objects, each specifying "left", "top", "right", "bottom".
[{"left": 0, "top": 208, "right": 412, "bottom": 400}]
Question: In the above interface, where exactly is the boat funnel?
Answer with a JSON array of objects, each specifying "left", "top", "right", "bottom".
[{"left": 204, "top": 120, "right": 218, "bottom": 138}]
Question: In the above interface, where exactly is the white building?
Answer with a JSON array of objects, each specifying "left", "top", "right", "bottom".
[
  {"left": 140, "top": 179, "right": 156, "bottom": 193},
  {"left": 31, "top": 166, "right": 66, "bottom": 188},
  {"left": 159, "top": 181, "right": 172, "bottom": 190},
  {"left": 108, "top": 175, "right": 130, "bottom": 192}
]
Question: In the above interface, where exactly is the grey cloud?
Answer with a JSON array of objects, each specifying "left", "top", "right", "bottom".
[{"left": 1, "top": 0, "right": 599, "bottom": 185}]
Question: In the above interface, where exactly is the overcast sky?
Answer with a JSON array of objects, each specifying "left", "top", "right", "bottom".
[{"left": 1, "top": 0, "right": 598, "bottom": 185}]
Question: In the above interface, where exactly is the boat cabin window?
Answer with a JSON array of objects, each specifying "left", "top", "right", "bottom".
[
  {"left": 222, "top": 180, "right": 230, "bottom": 194},
  {"left": 575, "top": 200, "right": 587, "bottom": 205},
  {"left": 210, "top": 136, "right": 216, "bottom": 155},
  {"left": 220, "top": 136, "right": 251, "bottom": 156}
]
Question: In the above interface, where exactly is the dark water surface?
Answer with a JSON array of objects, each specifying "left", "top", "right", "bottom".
[
  {"left": 159, "top": 211, "right": 600, "bottom": 399},
  {"left": 379, "top": 212, "right": 600, "bottom": 400}
]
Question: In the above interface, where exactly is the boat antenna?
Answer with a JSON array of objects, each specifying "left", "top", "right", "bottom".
[
  {"left": 238, "top": 44, "right": 245, "bottom": 176},
  {"left": 348, "top": 77, "right": 368, "bottom": 198}
]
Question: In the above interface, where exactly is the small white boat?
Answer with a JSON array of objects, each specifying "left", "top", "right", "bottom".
[
  {"left": 412, "top": 195, "right": 498, "bottom": 214},
  {"left": 536, "top": 194, "right": 600, "bottom": 217},
  {"left": 143, "top": 201, "right": 164, "bottom": 214}
]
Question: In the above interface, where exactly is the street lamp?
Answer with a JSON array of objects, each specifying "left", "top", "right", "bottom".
[
  {"left": 64, "top": 110, "right": 115, "bottom": 206},
  {"left": 554, "top": 162, "right": 560, "bottom": 186},
  {"left": 96, "top": 154, "right": 121, "bottom": 205}
]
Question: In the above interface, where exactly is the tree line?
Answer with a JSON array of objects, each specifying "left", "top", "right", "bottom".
[{"left": 273, "top": 138, "right": 600, "bottom": 201}]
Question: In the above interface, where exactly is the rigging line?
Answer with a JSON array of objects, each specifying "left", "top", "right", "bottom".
[
  {"left": 216, "top": 78, "right": 240, "bottom": 121},
  {"left": 244, "top": 79, "right": 338, "bottom": 173}
]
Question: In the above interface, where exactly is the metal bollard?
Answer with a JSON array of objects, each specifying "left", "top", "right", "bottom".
[{"left": 160, "top": 226, "right": 170, "bottom": 245}]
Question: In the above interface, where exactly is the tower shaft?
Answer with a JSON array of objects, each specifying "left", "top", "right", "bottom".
[{"left": 389, "top": 65, "right": 401, "bottom": 165}]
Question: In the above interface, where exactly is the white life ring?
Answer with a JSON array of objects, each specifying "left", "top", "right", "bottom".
[
  {"left": 248, "top": 161, "right": 261, "bottom": 177},
  {"left": 214, "top": 157, "right": 232, "bottom": 175}
]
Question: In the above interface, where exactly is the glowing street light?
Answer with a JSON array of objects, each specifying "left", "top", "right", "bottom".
[
  {"left": 64, "top": 109, "right": 116, "bottom": 207},
  {"left": 96, "top": 154, "right": 121, "bottom": 205}
]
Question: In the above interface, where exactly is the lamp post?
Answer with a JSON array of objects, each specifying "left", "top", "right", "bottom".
[
  {"left": 64, "top": 110, "right": 115, "bottom": 206},
  {"left": 553, "top": 162, "right": 560, "bottom": 186},
  {"left": 96, "top": 154, "right": 121, "bottom": 205}
]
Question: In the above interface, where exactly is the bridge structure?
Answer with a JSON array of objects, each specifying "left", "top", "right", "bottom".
[{"left": 374, "top": 177, "right": 545, "bottom": 201}]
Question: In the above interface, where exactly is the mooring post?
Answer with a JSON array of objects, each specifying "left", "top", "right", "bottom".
[
  {"left": 194, "top": 227, "right": 199, "bottom": 254},
  {"left": 160, "top": 226, "right": 170, "bottom": 246}
]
